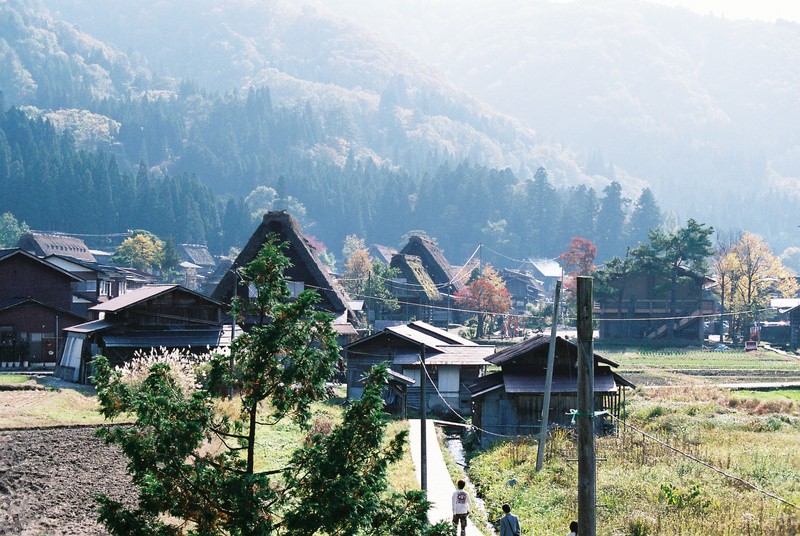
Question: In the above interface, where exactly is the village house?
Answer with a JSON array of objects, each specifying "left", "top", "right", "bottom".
[
  {"left": 212, "top": 211, "right": 357, "bottom": 341},
  {"left": 499, "top": 267, "right": 545, "bottom": 313},
  {"left": 387, "top": 235, "right": 466, "bottom": 327},
  {"left": 466, "top": 335, "right": 634, "bottom": 446},
  {"left": 344, "top": 320, "right": 494, "bottom": 417},
  {"left": 595, "top": 267, "right": 715, "bottom": 341},
  {"left": 17, "top": 231, "right": 96, "bottom": 263},
  {"left": 0, "top": 249, "right": 87, "bottom": 368},
  {"left": 44, "top": 255, "right": 129, "bottom": 317},
  {"left": 526, "top": 258, "right": 562, "bottom": 296},
  {"left": 56, "top": 284, "right": 230, "bottom": 383}
]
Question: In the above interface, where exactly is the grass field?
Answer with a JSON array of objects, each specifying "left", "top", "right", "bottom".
[
  {"left": 468, "top": 385, "right": 800, "bottom": 535},
  {"left": 0, "top": 374, "right": 31, "bottom": 385},
  {"left": 465, "top": 345, "right": 800, "bottom": 535}
]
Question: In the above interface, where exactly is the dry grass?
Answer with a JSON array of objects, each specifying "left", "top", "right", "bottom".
[{"left": 467, "top": 387, "right": 800, "bottom": 535}]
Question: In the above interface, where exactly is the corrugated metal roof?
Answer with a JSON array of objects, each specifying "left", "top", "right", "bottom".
[
  {"left": 102, "top": 328, "right": 229, "bottom": 348},
  {"left": 464, "top": 371, "right": 504, "bottom": 397},
  {"left": 91, "top": 284, "right": 177, "bottom": 312},
  {"left": 333, "top": 322, "right": 357, "bottom": 336},
  {"left": 530, "top": 259, "right": 562, "bottom": 278},
  {"left": 406, "top": 321, "right": 478, "bottom": 346},
  {"left": 64, "top": 319, "right": 117, "bottom": 334},
  {"left": 487, "top": 335, "right": 618, "bottom": 367},
  {"left": 503, "top": 369, "right": 618, "bottom": 394},
  {"left": 387, "top": 324, "right": 453, "bottom": 348},
  {"left": 426, "top": 345, "right": 495, "bottom": 365}
]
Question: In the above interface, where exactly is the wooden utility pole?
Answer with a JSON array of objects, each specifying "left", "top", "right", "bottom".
[
  {"left": 536, "top": 279, "right": 562, "bottom": 471},
  {"left": 576, "top": 276, "right": 596, "bottom": 536},
  {"left": 420, "top": 345, "right": 428, "bottom": 492}
]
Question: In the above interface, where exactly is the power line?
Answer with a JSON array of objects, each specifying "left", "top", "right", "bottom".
[{"left": 610, "top": 414, "right": 799, "bottom": 510}]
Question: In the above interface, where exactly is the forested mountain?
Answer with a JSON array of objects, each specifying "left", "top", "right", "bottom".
[
  {"left": 2, "top": 0, "right": 654, "bottom": 264},
  {"left": 13, "top": 0, "right": 773, "bottom": 267},
  {"left": 308, "top": 0, "right": 800, "bottom": 252}
]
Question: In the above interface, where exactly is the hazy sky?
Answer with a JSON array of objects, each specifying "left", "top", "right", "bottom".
[{"left": 641, "top": 0, "right": 800, "bottom": 23}]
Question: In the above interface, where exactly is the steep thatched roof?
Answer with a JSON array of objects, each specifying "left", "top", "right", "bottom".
[
  {"left": 389, "top": 254, "right": 442, "bottom": 301},
  {"left": 398, "top": 235, "right": 464, "bottom": 292},
  {"left": 17, "top": 232, "right": 96, "bottom": 262},
  {"left": 211, "top": 211, "right": 351, "bottom": 317},
  {"left": 177, "top": 244, "right": 215, "bottom": 268}
]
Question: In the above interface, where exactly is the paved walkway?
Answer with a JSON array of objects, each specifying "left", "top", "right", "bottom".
[{"left": 408, "top": 419, "right": 484, "bottom": 535}]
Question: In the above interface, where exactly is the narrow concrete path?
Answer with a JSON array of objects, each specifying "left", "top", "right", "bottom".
[{"left": 408, "top": 419, "right": 483, "bottom": 535}]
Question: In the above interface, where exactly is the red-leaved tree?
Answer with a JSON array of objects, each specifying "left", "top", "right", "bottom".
[{"left": 454, "top": 264, "right": 512, "bottom": 338}]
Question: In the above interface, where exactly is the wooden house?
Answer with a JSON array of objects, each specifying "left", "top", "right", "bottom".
[
  {"left": 345, "top": 320, "right": 494, "bottom": 417},
  {"left": 527, "top": 258, "right": 562, "bottom": 295},
  {"left": 212, "top": 211, "right": 356, "bottom": 340},
  {"left": 386, "top": 235, "right": 466, "bottom": 326},
  {"left": 176, "top": 243, "right": 216, "bottom": 273},
  {"left": 56, "top": 284, "right": 230, "bottom": 383},
  {"left": 44, "top": 255, "right": 129, "bottom": 317},
  {"left": 0, "top": 249, "right": 86, "bottom": 367},
  {"left": 771, "top": 298, "right": 800, "bottom": 349},
  {"left": 500, "top": 268, "right": 545, "bottom": 312},
  {"left": 595, "top": 267, "right": 715, "bottom": 341},
  {"left": 17, "top": 232, "right": 96, "bottom": 263},
  {"left": 466, "top": 335, "right": 634, "bottom": 446}
]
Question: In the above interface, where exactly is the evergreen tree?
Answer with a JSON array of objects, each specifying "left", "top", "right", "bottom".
[
  {"left": 596, "top": 181, "right": 627, "bottom": 261},
  {"left": 93, "top": 235, "right": 447, "bottom": 535},
  {"left": 628, "top": 187, "right": 662, "bottom": 247}
]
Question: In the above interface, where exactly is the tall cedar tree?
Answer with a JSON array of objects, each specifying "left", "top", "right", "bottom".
[{"left": 93, "top": 235, "right": 447, "bottom": 535}]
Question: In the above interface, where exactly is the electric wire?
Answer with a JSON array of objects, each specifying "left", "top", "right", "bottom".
[{"left": 610, "top": 414, "right": 800, "bottom": 510}]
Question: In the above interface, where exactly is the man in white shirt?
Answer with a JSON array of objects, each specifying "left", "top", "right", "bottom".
[{"left": 451, "top": 479, "right": 471, "bottom": 536}]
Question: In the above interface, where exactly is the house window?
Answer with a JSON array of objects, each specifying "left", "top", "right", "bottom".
[
  {"left": 288, "top": 281, "right": 305, "bottom": 298},
  {"left": 100, "top": 280, "right": 111, "bottom": 296},
  {"left": 77, "top": 280, "right": 97, "bottom": 292}
]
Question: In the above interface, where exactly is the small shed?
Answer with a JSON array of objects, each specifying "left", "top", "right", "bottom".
[{"left": 466, "top": 335, "right": 634, "bottom": 446}]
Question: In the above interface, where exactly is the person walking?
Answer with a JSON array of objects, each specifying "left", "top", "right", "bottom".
[
  {"left": 567, "top": 520, "right": 578, "bottom": 535},
  {"left": 451, "top": 479, "right": 471, "bottom": 536},
  {"left": 498, "top": 503, "right": 521, "bottom": 536}
]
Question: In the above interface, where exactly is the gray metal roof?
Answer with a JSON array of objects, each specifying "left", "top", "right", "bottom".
[
  {"left": 503, "top": 369, "right": 619, "bottom": 394},
  {"left": 425, "top": 345, "right": 495, "bottom": 365},
  {"left": 64, "top": 319, "right": 116, "bottom": 334},
  {"left": 102, "top": 328, "right": 230, "bottom": 348}
]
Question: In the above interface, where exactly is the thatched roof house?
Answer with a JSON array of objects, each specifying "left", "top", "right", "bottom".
[
  {"left": 212, "top": 211, "right": 355, "bottom": 336},
  {"left": 398, "top": 235, "right": 465, "bottom": 294},
  {"left": 17, "top": 232, "right": 96, "bottom": 263}
]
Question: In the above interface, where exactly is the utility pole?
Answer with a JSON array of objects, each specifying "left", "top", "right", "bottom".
[
  {"left": 420, "top": 344, "right": 428, "bottom": 492},
  {"left": 576, "top": 276, "right": 596, "bottom": 536},
  {"left": 536, "top": 279, "right": 561, "bottom": 471}
]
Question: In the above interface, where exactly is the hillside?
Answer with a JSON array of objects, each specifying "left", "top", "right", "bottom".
[
  {"left": 3, "top": 0, "right": 797, "bottom": 261},
  {"left": 308, "top": 0, "right": 800, "bottom": 251},
  {"left": 16, "top": 0, "right": 609, "bottom": 189}
]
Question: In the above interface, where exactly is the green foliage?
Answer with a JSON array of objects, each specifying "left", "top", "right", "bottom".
[
  {"left": 93, "top": 236, "right": 441, "bottom": 535},
  {"left": 111, "top": 231, "right": 164, "bottom": 271},
  {"left": 0, "top": 212, "right": 29, "bottom": 247},
  {"left": 659, "top": 482, "right": 711, "bottom": 511}
]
